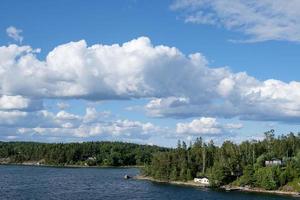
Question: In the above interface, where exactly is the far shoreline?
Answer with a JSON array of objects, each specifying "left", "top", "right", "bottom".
[
  {"left": 134, "top": 175, "right": 300, "bottom": 198},
  {"left": 0, "top": 162, "right": 143, "bottom": 169}
]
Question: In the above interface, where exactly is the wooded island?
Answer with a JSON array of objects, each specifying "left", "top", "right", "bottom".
[
  {"left": 0, "top": 141, "right": 167, "bottom": 166},
  {"left": 142, "top": 130, "right": 300, "bottom": 192}
]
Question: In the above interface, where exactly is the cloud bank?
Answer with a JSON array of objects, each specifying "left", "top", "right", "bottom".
[
  {"left": 0, "top": 107, "right": 160, "bottom": 142},
  {"left": 1, "top": 37, "right": 300, "bottom": 123}
]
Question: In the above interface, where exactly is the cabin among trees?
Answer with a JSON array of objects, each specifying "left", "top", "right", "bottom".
[
  {"left": 143, "top": 130, "right": 300, "bottom": 191},
  {"left": 265, "top": 159, "right": 282, "bottom": 166},
  {"left": 194, "top": 177, "right": 210, "bottom": 185}
]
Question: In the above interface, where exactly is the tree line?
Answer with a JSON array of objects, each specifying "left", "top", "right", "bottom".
[
  {"left": 0, "top": 141, "right": 168, "bottom": 166},
  {"left": 142, "top": 130, "right": 300, "bottom": 191}
]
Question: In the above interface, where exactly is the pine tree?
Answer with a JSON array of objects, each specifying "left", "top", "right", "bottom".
[
  {"left": 170, "top": 167, "right": 177, "bottom": 181},
  {"left": 179, "top": 167, "right": 187, "bottom": 181},
  {"left": 186, "top": 168, "right": 193, "bottom": 180}
]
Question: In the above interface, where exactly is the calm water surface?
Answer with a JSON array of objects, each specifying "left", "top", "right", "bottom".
[{"left": 0, "top": 165, "right": 297, "bottom": 200}]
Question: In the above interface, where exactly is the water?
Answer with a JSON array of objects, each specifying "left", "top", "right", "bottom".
[{"left": 0, "top": 165, "right": 297, "bottom": 200}]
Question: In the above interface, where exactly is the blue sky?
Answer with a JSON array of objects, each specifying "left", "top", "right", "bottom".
[{"left": 1, "top": 0, "right": 300, "bottom": 146}]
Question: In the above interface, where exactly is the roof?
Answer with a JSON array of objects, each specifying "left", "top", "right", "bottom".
[
  {"left": 266, "top": 159, "right": 281, "bottom": 162},
  {"left": 195, "top": 176, "right": 209, "bottom": 179}
]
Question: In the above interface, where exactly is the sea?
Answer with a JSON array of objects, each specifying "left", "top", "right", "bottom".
[{"left": 0, "top": 165, "right": 297, "bottom": 200}]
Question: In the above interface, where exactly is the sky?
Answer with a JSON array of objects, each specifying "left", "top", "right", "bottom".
[{"left": 1, "top": 0, "right": 300, "bottom": 147}]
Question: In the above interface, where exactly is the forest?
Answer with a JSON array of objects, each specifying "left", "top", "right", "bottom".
[
  {"left": 142, "top": 130, "right": 300, "bottom": 191},
  {"left": 0, "top": 141, "right": 167, "bottom": 166}
]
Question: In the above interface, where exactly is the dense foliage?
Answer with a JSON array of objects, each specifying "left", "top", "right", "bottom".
[
  {"left": 0, "top": 141, "right": 168, "bottom": 166},
  {"left": 143, "top": 130, "right": 300, "bottom": 191}
]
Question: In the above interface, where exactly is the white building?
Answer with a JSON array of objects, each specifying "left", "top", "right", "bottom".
[
  {"left": 265, "top": 159, "right": 282, "bottom": 166},
  {"left": 194, "top": 177, "right": 210, "bottom": 185}
]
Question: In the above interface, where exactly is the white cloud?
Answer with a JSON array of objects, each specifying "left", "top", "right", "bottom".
[
  {"left": 176, "top": 117, "right": 242, "bottom": 135},
  {"left": 224, "top": 123, "right": 243, "bottom": 130},
  {"left": 0, "top": 95, "right": 28, "bottom": 110},
  {"left": 6, "top": 26, "right": 23, "bottom": 43},
  {"left": 56, "top": 110, "right": 80, "bottom": 121},
  {"left": 57, "top": 102, "right": 70, "bottom": 110},
  {"left": 176, "top": 117, "right": 221, "bottom": 135},
  {"left": 145, "top": 97, "right": 191, "bottom": 118},
  {"left": 0, "top": 110, "right": 55, "bottom": 128},
  {"left": 83, "top": 107, "right": 98, "bottom": 123},
  {"left": 145, "top": 73, "right": 300, "bottom": 123},
  {"left": 0, "top": 110, "right": 28, "bottom": 126},
  {"left": 0, "top": 37, "right": 300, "bottom": 123},
  {"left": 6, "top": 135, "right": 18, "bottom": 140},
  {"left": 73, "top": 119, "right": 158, "bottom": 139},
  {"left": 217, "top": 77, "right": 235, "bottom": 97},
  {"left": 83, "top": 107, "right": 111, "bottom": 123},
  {"left": 171, "top": 0, "right": 300, "bottom": 42}
]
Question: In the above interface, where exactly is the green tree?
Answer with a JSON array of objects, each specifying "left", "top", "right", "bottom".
[
  {"left": 170, "top": 167, "right": 177, "bottom": 181},
  {"left": 254, "top": 167, "right": 277, "bottom": 190},
  {"left": 239, "top": 165, "right": 254, "bottom": 186},
  {"left": 186, "top": 168, "right": 193, "bottom": 180},
  {"left": 179, "top": 167, "right": 187, "bottom": 181},
  {"left": 210, "top": 161, "right": 226, "bottom": 187}
]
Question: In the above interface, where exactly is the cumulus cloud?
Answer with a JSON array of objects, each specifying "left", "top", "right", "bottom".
[
  {"left": 145, "top": 76, "right": 300, "bottom": 123},
  {"left": 0, "top": 37, "right": 212, "bottom": 100},
  {"left": 0, "top": 110, "right": 28, "bottom": 126},
  {"left": 176, "top": 117, "right": 242, "bottom": 135},
  {"left": 0, "top": 95, "right": 29, "bottom": 110},
  {"left": 171, "top": 0, "right": 300, "bottom": 42},
  {"left": 72, "top": 119, "right": 158, "bottom": 139},
  {"left": 0, "top": 95, "right": 42, "bottom": 111},
  {"left": 0, "top": 36, "right": 300, "bottom": 124},
  {"left": 83, "top": 107, "right": 111, "bottom": 123},
  {"left": 6, "top": 26, "right": 23, "bottom": 43}
]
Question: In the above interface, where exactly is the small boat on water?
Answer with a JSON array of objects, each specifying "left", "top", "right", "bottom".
[{"left": 124, "top": 174, "right": 131, "bottom": 179}]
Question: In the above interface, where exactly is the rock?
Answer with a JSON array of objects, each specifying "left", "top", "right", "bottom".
[{"left": 282, "top": 185, "right": 294, "bottom": 192}]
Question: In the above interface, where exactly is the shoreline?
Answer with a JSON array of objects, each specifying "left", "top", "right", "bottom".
[
  {"left": 134, "top": 175, "right": 210, "bottom": 188},
  {"left": 135, "top": 175, "right": 300, "bottom": 197},
  {"left": 221, "top": 185, "right": 300, "bottom": 197},
  {"left": 0, "top": 162, "right": 142, "bottom": 169}
]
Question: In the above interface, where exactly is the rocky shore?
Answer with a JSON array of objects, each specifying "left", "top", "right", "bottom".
[
  {"left": 221, "top": 185, "right": 300, "bottom": 197},
  {"left": 135, "top": 175, "right": 300, "bottom": 197},
  {"left": 134, "top": 175, "right": 210, "bottom": 187}
]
